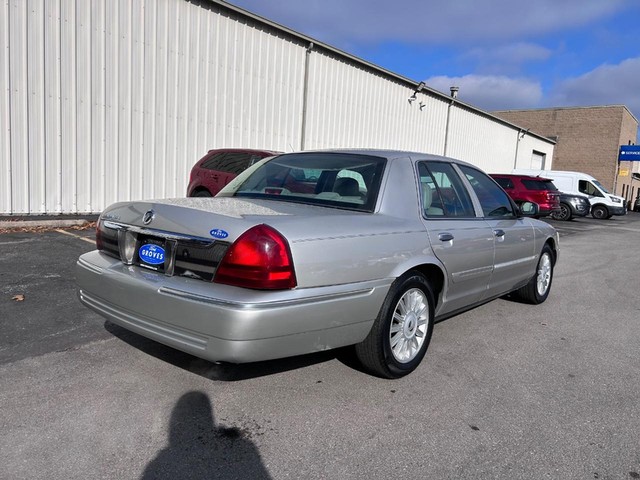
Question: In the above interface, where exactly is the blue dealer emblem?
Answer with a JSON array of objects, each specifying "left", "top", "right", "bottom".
[
  {"left": 138, "top": 244, "right": 165, "bottom": 265},
  {"left": 209, "top": 228, "right": 229, "bottom": 239}
]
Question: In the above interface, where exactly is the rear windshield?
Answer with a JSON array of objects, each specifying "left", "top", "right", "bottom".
[
  {"left": 522, "top": 179, "right": 558, "bottom": 191},
  {"left": 217, "top": 152, "right": 386, "bottom": 212}
]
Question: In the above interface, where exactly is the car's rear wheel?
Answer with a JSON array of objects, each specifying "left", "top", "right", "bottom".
[
  {"left": 551, "top": 203, "right": 572, "bottom": 221},
  {"left": 192, "top": 190, "right": 212, "bottom": 197},
  {"left": 355, "top": 271, "right": 434, "bottom": 379},
  {"left": 513, "top": 245, "right": 554, "bottom": 304},
  {"left": 591, "top": 205, "right": 608, "bottom": 219}
]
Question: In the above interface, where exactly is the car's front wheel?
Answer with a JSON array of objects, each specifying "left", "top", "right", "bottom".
[
  {"left": 356, "top": 271, "right": 435, "bottom": 379},
  {"left": 591, "top": 205, "right": 608, "bottom": 219}
]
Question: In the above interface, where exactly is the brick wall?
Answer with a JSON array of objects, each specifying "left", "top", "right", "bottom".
[
  {"left": 493, "top": 106, "right": 638, "bottom": 194},
  {"left": 619, "top": 112, "right": 640, "bottom": 203}
]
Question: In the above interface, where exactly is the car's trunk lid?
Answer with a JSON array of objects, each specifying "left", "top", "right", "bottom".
[{"left": 97, "top": 197, "right": 405, "bottom": 284}]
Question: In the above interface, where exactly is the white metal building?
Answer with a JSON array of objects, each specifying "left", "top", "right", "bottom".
[{"left": 1, "top": 0, "right": 554, "bottom": 215}]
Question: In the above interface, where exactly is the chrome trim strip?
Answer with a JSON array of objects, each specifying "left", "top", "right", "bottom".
[
  {"left": 158, "top": 286, "right": 376, "bottom": 310},
  {"left": 103, "top": 221, "right": 215, "bottom": 245},
  {"left": 451, "top": 265, "right": 494, "bottom": 281},
  {"left": 493, "top": 255, "right": 536, "bottom": 271}
]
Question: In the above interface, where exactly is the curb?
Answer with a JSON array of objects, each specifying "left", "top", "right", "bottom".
[{"left": 0, "top": 219, "right": 91, "bottom": 229}]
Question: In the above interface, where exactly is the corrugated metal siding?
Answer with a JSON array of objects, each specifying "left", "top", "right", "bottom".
[
  {"left": 7, "top": 0, "right": 30, "bottom": 215},
  {"left": 446, "top": 107, "right": 518, "bottom": 172},
  {"left": 304, "top": 51, "right": 448, "bottom": 152},
  {"left": 1, "top": 0, "right": 306, "bottom": 214},
  {"left": 1, "top": 0, "right": 11, "bottom": 213},
  {"left": 1, "top": 0, "right": 553, "bottom": 214}
]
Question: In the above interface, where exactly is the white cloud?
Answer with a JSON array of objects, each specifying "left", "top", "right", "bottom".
[
  {"left": 462, "top": 43, "right": 553, "bottom": 74},
  {"left": 426, "top": 75, "right": 543, "bottom": 111},
  {"left": 229, "top": 0, "right": 640, "bottom": 132},
  {"left": 230, "top": 0, "right": 631, "bottom": 46},
  {"left": 548, "top": 57, "right": 640, "bottom": 117}
]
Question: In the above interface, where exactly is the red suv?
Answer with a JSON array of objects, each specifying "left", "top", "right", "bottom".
[
  {"left": 490, "top": 173, "right": 560, "bottom": 217},
  {"left": 187, "top": 148, "right": 281, "bottom": 197}
]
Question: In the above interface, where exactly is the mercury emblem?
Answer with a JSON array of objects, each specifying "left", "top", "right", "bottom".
[{"left": 142, "top": 210, "right": 155, "bottom": 225}]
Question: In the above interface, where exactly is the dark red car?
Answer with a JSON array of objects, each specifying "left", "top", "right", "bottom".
[
  {"left": 490, "top": 173, "right": 560, "bottom": 217},
  {"left": 187, "top": 148, "right": 281, "bottom": 197}
]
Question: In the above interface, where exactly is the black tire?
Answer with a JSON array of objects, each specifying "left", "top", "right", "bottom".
[
  {"left": 513, "top": 245, "right": 554, "bottom": 304},
  {"left": 192, "top": 190, "right": 212, "bottom": 197},
  {"left": 591, "top": 205, "right": 608, "bottom": 219},
  {"left": 551, "top": 203, "right": 572, "bottom": 221},
  {"left": 355, "top": 271, "right": 435, "bottom": 379}
]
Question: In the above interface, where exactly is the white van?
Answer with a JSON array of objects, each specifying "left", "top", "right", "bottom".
[{"left": 512, "top": 169, "right": 626, "bottom": 219}]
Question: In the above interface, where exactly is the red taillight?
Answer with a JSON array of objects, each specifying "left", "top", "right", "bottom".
[{"left": 214, "top": 224, "right": 297, "bottom": 290}]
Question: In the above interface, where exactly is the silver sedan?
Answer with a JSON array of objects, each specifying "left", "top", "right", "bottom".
[{"left": 77, "top": 149, "right": 558, "bottom": 378}]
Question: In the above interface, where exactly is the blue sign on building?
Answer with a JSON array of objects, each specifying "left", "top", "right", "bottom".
[{"left": 619, "top": 145, "right": 640, "bottom": 161}]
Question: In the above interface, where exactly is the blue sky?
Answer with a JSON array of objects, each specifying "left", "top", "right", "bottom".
[{"left": 228, "top": 0, "right": 640, "bottom": 136}]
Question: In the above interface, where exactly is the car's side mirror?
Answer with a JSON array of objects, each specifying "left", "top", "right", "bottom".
[{"left": 518, "top": 201, "right": 539, "bottom": 217}]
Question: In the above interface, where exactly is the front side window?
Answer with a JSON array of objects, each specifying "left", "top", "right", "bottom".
[
  {"left": 218, "top": 153, "right": 386, "bottom": 212},
  {"left": 418, "top": 162, "right": 475, "bottom": 217},
  {"left": 460, "top": 165, "right": 515, "bottom": 218},
  {"left": 579, "top": 180, "right": 604, "bottom": 197},
  {"left": 592, "top": 180, "right": 610, "bottom": 194}
]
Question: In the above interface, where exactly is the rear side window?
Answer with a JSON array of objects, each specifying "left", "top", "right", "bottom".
[
  {"left": 494, "top": 177, "right": 514, "bottom": 189},
  {"left": 460, "top": 166, "right": 515, "bottom": 218},
  {"left": 249, "top": 154, "right": 265, "bottom": 166},
  {"left": 418, "top": 162, "right": 475, "bottom": 217},
  {"left": 201, "top": 152, "right": 253, "bottom": 174},
  {"left": 522, "top": 179, "right": 557, "bottom": 191}
]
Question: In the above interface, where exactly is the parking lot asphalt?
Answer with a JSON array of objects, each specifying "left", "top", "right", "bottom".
[{"left": 1, "top": 213, "right": 640, "bottom": 479}]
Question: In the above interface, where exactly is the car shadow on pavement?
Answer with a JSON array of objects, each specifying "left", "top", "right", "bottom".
[
  {"left": 141, "top": 391, "right": 272, "bottom": 480},
  {"left": 104, "top": 321, "right": 362, "bottom": 380}
]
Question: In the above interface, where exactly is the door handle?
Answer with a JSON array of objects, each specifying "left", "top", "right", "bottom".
[
  {"left": 438, "top": 232, "right": 454, "bottom": 242},
  {"left": 494, "top": 229, "right": 505, "bottom": 238}
]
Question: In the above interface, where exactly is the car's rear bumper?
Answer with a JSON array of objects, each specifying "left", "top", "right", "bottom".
[
  {"left": 77, "top": 251, "right": 388, "bottom": 363},
  {"left": 537, "top": 207, "right": 558, "bottom": 217}
]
